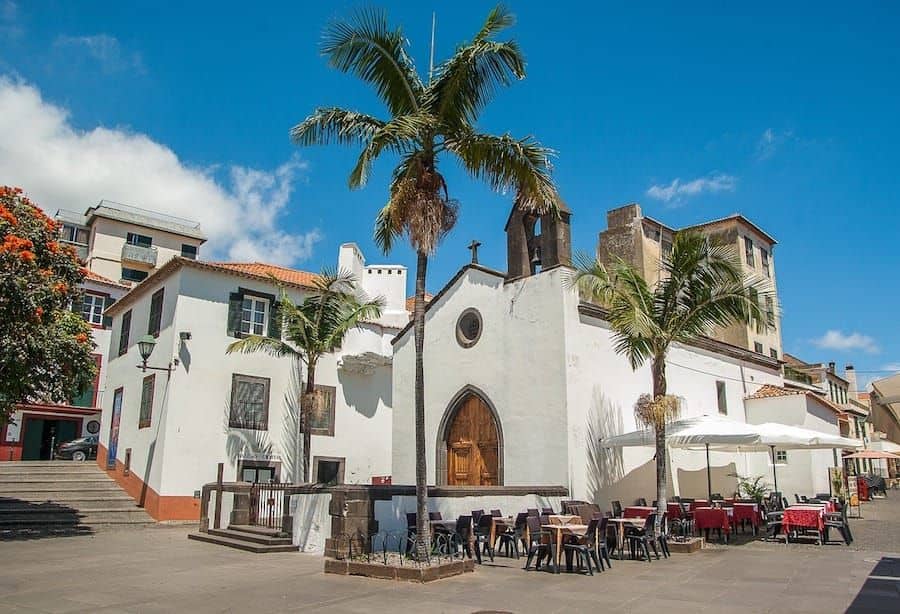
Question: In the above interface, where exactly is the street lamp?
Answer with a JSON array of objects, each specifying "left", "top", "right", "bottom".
[{"left": 137, "top": 334, "right": 173, "bottom": 374}]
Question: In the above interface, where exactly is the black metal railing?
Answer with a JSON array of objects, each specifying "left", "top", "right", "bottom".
[
  {"left": 249, "top": 481, "right": 292, "bottom": 530},
  {"left": 329, "top": 529, "right": 467, "bottom": 566}
]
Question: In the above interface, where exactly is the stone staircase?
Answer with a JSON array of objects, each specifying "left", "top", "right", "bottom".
[
  {"left": 0, "top": 461, "right": 154, "bottom": 538},
  {"left": 188, "top": 525, "right": 298, "bottom": 553}
]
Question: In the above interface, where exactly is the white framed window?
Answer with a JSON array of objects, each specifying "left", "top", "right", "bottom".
[
  {"left": 744, "top": 236, "right": 755, "bottom": 266},
  {"left": 775, "top": 450, "right": 788, "bottom": 464},
  {"left": 240, "top": 296, "right": 269, "bottom": 336},
  {"left": 82, "top": 292, "right": 106, "bottom": 325}
]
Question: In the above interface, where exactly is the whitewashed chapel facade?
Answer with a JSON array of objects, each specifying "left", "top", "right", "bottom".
[{"left": 390, "top": 205, "right": 799, "bottom": 510}]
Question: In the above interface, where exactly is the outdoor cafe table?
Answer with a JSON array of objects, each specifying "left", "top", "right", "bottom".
[
  {"left": 782, "top": 505, "right": 828, "bottom": 536},
  {"left": 541, "top": 522, "right": 589, "bottom": 573},
  {"left": 689, "top": 499, "right": 710, "bottom": 510},
  {"left": 608, "top": 517, "right": 647, "bottom": 559},
  {"left": 732, "top": 503, "right": 760, "bottom": 533},
  {"left": 623, "top": 506, "right": 655, "bottom": 519},
  {"left": 693, "top": 507, "right": 731, "bottom": 542}
]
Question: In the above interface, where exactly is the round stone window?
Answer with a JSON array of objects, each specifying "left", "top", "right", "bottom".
[
  {"left": 456, "top": 309, "right": 483, "bottom": 348},
  {"left": 86, "top": 420, "right": 100, "bottom": 434}
]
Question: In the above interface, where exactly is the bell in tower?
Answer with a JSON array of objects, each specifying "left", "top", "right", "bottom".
[{"left": 505, "top": 201, "right": 572, "bottom": 280}]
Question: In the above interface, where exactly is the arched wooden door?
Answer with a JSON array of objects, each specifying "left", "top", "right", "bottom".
[{"left": 446, "top": 395, "right": 499, "bottom": 486}]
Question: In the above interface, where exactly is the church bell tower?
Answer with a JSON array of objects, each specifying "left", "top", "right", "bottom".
[{"left": 505, "top": 202, "right": 572, "bottom": 280}]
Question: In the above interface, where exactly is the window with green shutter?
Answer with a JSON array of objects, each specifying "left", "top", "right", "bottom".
[
  {"left": 148, "top": 288, "right": 164, "bottom": 337},
  {"left": 139, "top": 374, "right": 155, "bottom": 428},
  {"left": 118, "top": 309, "right": 132, "bottom": 356},
  {"left": 226, "top": 288, "right": 280, "bottom": 339}
]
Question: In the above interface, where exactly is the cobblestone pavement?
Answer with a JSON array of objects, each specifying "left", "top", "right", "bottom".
[{"left": 0, "top": 498, "right": 897, "bottom": 613}]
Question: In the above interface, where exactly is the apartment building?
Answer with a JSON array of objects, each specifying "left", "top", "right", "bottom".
[
  {"left": 597, "top": 203, "right": 782, "bottom": 358},
  {"left": 56, "top": 200, "right": 206, "bottom": 285}
]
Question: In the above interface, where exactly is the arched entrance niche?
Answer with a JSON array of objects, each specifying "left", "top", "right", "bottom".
[{"left": 436, "top": 386, "right": 503, "bottom": 486}]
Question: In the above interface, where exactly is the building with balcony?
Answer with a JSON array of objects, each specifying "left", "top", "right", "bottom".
[
  {"left": 596, "top": 204, "right": 782, "bottom": 359},
  {"left": 56, "top": 200, "right": 206, "bottom": 286}
]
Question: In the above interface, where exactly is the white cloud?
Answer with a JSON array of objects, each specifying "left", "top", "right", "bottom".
[
  {"left": 0, "top": 0, "right": 21, "bottom": 40},
  {"left": 0, "top": 77, "right": 320, "bottom": 266},
  {"left": 646, "top": 173, "right": 737, "bottom": 206},
  {"left": 53, "top": 34, "right": 144, "bottom": 74},
  {"left": 756, "top": 128, "right": 793, "bottom": 160},
  {"left": 880, "top": 363, "right": 900, "bottom": 373},
  {"left": 812, "top": 330, "right": 880, "bottom": 354}
]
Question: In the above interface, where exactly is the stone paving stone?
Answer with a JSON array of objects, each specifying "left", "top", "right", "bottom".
[{"left": 1, "top": 498, "right": 898, "bottom": 613}]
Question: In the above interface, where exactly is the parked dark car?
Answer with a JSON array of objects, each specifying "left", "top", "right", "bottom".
[{"left": 56, "top": 435, "right": 98, "bottom": 461}]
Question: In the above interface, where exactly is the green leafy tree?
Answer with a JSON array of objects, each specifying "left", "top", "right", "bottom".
[
  {"left": 0, "top": 186, "right": 96, "bottom": 426},
  {"left": 291, "top": 4, "right": 561, "bottom": 559},
  {"left": 226, "top": 270, "right": 383, "bottom": 482},
  {"left": 574, "top": 231, "right": 772, "bottom": 522}
]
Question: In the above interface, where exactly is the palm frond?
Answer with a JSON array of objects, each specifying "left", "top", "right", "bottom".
[
  {"left": 322, "top": 8, "right": 425, "bottom": 116},
  {"left": 347, "top": 112, "right": 435, "bottom": 188},
  {"left": 290, "top": 107, "right": 385, "bottom": 148},
  {"left": 226, "top": 335, "right": 300, "bottom": 358},
  {"left": 428, "top": 5, "right": 524, "bottom": 126},
  {"left": 444, "top": 129, "right": 559, "bottom": 214}
]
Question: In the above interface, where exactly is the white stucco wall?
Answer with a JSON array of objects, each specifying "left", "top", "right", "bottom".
[
  {"left": 290, "top": 492, "right": 333, "bottom": 551},
  {"left": 391, "top": 266, "right": 570, "bottom": 487},
  {"left": 102, "top": 255, "right": 396, "bottom": 499},
  {"left": 745, "top": 394, "right": 842, "bottom": 497}
]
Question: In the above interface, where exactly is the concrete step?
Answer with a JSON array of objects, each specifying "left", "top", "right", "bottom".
[
  {"left": 227, "top": 524, "right": 288, "bottom": 538},
  {"left": 0, "top": 485, "right": 129, "bottom": 495},
  {"left": 187, "top": 531, "right": 298, "bottom": 553},
  {"left": 0, "top": 494, "right": 136, "bottom": 504},
  {"left": 0, "top": 511, "right": 152, "bottom": 525},
  {"left": 209, "top": 528, "right": 292, "bottom": 546},
  {"left": 0, "top": 502, "right": 144, "bottom": 514},
  {"left": 0, "top": 475, "right": 115, "bottom": 483}
]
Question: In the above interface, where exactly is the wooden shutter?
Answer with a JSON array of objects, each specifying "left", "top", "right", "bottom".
[
  {"left": 268, "top": 299, "right": 282, "bottom": 339},
  {"left": 102, "top": 296, "right": 116, "bottom": 329},
  {"left": 227, "top": 292, "right": 243, "bottom": 338}
]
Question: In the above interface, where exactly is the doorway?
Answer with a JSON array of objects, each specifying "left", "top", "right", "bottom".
[
  {"left": 21, "top": 418, "right": 80, "bottom": 460},
  {"left": 237, "top": 460, "right": 280, "bottom": 483},
  {"left": 443, "top": 393, "right": 501, "bottom": 486}
]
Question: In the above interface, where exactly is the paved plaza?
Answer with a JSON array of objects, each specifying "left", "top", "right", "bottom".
[{"left": 1, "top": 498, "right": 898, "bottom": 613}]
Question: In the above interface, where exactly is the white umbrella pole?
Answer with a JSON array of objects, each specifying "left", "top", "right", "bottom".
[{"left": 706, "top": 443, "right": 712, "bottom": 500}]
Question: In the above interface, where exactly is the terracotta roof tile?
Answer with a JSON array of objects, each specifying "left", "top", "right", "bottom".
[
  {"left": 205, "top": 262, "right": 319, "bottom": 288},
  {"left": 84, "top": 269, "right": 129, "bottom": 289},
  {"left": 746, "top": 383, "right": 843, "bottom": 415},
  {"left": 746, "top": 384, "right": 805, "bottom": 399}
]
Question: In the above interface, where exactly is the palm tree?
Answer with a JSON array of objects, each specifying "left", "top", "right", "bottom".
[
  {"left": 573, "top": 231, "right": 773, "bottom": 523},
  {"left": 226, "top": 270, "right": 383, "bottom": 483},
  {"left": 291, "top": 5, "right": 561, "bottom": 559}
]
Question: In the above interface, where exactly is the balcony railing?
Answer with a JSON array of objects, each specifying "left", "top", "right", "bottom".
[
  {"left": 121, "top": 243, "right": 158, "bottom": 266},
  {"left": 60, "top": 240, "right": 89, "bottom": 261}
]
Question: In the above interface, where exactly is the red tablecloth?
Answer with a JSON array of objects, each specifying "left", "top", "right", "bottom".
[
  {"left": 623, "top": 506, "right": 655, "bottom": 519},
  {"left": 689, "top": 499, "right": 710, "bottom": 510},
  {"left": 693, "top": 507, "right": 730, "bottom": 533},
  {"left": 857, "top": 477, "right": 870, "bottom": 501},
  {"left": 733, "top": 503, "right": 760, "bottom": 527},
  {"left": 667, "top": 502, "right": 684, "bottom": 518},
  {"left": 782, "top": 506, "right": 825, "bottom": 532}
]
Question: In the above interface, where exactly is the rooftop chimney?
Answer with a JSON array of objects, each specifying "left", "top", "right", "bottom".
[{"left": 845, "top": 365, "right": 859, "bottom": 402}]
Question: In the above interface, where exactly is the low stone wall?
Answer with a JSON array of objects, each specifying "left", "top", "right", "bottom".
[{"left": 288, "top": 485, "right": 568, "bottom": 555}]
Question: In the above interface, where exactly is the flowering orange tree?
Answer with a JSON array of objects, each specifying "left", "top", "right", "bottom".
[{"left": 0, "top": 187, "right": 96, "bottom": 426}]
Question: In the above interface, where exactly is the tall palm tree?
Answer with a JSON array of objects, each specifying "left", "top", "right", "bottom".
[
  {"left": 573, "top": 231, "right": 773, "bottom": 523},
  {"left": 291, "top": 5, "right": 561, "bottom": 559},
  {"left": 226, "top": 270, "right": 383, "bottom": 483}
]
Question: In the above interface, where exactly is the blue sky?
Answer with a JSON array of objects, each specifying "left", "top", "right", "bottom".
[{"left": 1, "top": 1, "right": 898, "bottom": 383}]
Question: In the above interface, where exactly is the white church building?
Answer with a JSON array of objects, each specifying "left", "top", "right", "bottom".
[{"left": 390, "top": 205, "right": 841, "bottom": 510}]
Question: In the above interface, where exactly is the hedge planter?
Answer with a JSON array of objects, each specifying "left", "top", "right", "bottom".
[{"left": 324, "top": 557, "right": 475, "bottom": 582}]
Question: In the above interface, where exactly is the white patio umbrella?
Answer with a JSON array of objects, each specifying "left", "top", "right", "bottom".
[
  {"left": 737, "top": 423, "right": 861, "bottom": 494},
  {"left": 599, "top": 414, "right": 764, "bottom": 499}
]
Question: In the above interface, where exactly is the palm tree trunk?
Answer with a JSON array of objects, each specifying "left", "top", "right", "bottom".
[
  {"left": 652, "top": 356, "right": 668, "bottom": 526},
  {"left": 413, "top": 250, "right": 430, "bottom": 561},
  {"left": 301, "top": 360, "right": 317, "bottom": 484}
]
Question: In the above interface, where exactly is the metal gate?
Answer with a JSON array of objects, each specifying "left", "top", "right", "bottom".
[{"left": 249, "top": 481, "right": 289, "bottom": 530}]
